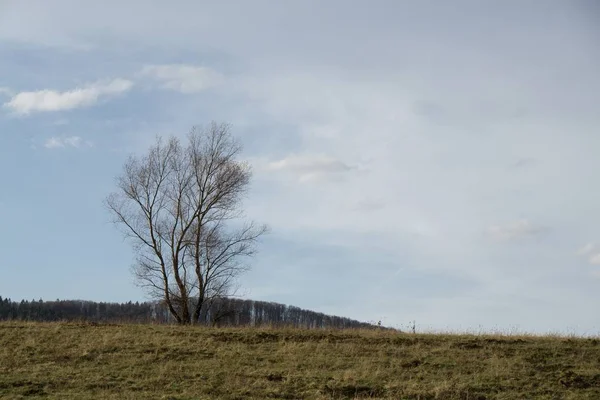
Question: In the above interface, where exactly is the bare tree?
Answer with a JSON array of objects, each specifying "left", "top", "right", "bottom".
[{"left": 105, "top": 122, "right": 268, "bottom": 325}]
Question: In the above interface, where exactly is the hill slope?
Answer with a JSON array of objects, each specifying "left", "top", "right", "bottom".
[{"left": 1, "top": 322, "right": 600, "bottom": 399}]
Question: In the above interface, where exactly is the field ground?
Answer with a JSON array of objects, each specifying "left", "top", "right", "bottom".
[{"left": 1, "top": 322, "right": 600, "bottom": 399}]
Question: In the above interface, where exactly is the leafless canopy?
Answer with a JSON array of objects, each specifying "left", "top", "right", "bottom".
[{"left": 106, "top": 122, "right": 268, "bottom": 324}]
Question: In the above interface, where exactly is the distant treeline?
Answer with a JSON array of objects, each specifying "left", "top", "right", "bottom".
[{"left": 0, "top": 296, "right": 376, "bottom": 329}]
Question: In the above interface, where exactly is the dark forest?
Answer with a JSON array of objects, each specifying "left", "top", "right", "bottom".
[{"left": 0, "top": 296, "right": 376, "bottom": 329}]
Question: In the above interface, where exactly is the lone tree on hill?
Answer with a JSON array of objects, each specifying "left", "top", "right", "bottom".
[{"left": 106, "top": 122, "right": 268, "bottom": 325}]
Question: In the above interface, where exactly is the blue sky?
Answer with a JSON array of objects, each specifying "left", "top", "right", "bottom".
[{"left": 1, "top": 0, "right": 599, "bottom": 334}]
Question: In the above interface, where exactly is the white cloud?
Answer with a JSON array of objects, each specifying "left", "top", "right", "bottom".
[
  {"left": 43, "top": 136, "right": 92, "bottom": 149},
  {"left": 486, "top": 219, "right": 546, "bottom": 241},
  {"left": 267, "top": 154, "right": 352, "bottom": 173},
  {"left": 577, "top": 242, "right": 596, "bottom": 256},
  {"left": 44, "top": 137, "right": 65, "bottom": 149},
  {"left": 3, "top": 79, "right": 133, "bottom": 115},
  {"left": 0, "top": 87, "right": 12, "bottom": 97},
  {"left": 589, "top": 253, "right": 600, "bottom": 265},
  {"left": 575, "top": 242, "right": 600, "bottom": 265},
  {"left": 265, "top": 154, "right": 356, "bottom": 183},
  {"left": 140, "top": 64, "right": 222, "bottom": 93}
]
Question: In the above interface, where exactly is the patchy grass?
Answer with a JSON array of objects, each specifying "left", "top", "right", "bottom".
[{"left": 1, "top": 322, "right": 599, "bottom": 399}]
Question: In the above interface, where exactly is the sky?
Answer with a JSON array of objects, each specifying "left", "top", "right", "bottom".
[{"left": 0, "top": 0, "right": 599, "bottom": 334}]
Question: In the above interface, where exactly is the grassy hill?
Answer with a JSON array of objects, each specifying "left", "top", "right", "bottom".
[{"left": 1, "top": 322, "right": 599, "bottom": 399}]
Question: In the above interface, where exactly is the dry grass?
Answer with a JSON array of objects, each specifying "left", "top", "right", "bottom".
[{"left": 1, "top": 322, "right": 599, "bottom": 399}]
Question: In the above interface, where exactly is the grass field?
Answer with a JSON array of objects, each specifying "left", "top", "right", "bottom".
[{"left": 1, "top": 322, "right": 599, "bottom": 399}]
